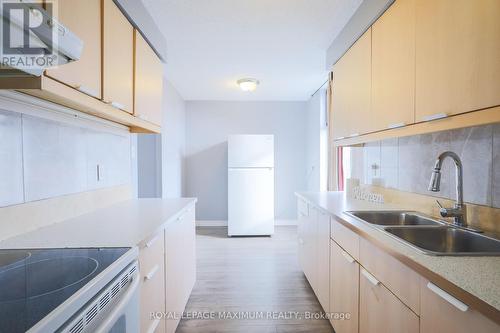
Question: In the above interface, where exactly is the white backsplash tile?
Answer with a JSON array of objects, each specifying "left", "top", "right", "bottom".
[
  {"left": 86, "top": 130, "right": 131, "bottom": 190},
  {"left": 380, "top": 138, "right": 398, "bottom": 188},
  {"left": 493, "top": 124, "right": 500, "bottom": 208},
  {"left": 363, "top": 141, "right": 381, "bottom": 185},
  {"left": 450, "top": 125, "right": 493, "bottom": 205},
  {"left": 398, "top": 131, "right": 453, "bottom": 198},
  {"left": 23, "top": 116, "right": 88, "bottom": 201},
  {"left": 0, "top": 110, "right": 24, "bottom": 206}
]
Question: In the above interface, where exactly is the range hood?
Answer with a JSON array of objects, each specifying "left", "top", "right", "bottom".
[{"left": 0, "top": 0, "right": 83, "bottom": 77}]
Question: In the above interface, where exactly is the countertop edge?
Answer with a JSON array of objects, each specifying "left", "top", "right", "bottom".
[{"left": 294, "top": 192, "right": 500, "bottom": 325}]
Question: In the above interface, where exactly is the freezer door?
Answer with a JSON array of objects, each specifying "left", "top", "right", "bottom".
[
  {"left": 228, "top": 135, "right": 274, "bottom": 168},
  {"left": 228, "top": 168, "right": 275, "bottom": 236}
]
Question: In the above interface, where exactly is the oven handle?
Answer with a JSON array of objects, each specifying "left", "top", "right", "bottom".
[{"left": 94, "top": 273, "right": 140, "bottom": 333}]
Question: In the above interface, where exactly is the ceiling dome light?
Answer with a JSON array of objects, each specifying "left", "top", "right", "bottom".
[{"left": 237, "top": 78, "right": 259, "bottom": 92}]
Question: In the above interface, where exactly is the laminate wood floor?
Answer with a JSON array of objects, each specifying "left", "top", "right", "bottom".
[{"left": 176, "top": 226, "right": 334, "bottom": 333}]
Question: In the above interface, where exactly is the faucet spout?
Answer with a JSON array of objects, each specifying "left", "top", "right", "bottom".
[{"left": 428, "top": 151, "right": 466, "bottom": 227}]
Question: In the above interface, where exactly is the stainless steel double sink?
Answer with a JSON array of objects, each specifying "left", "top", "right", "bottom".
[{"left": 346, "top": 211, "right": 500, "bottom": 256}]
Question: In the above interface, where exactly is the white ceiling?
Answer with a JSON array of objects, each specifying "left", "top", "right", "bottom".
[{"left": 142, "top": 0, "right": 362, "bottom": 101}]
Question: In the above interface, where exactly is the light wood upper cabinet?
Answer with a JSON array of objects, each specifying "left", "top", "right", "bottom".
[
  {"left": 134, "top": 30, "right": 163, "bottom": 127},
  {"left": 420, "top": 278, "right": 500, "bottom": 333},
  {"left": 360, "top": 268, "right": 419, "bottom": 333},
  {"left": 102, "top": 0, "right": 134, "bottom": 114},
  {"left": 330, "top": 240, "right": 359, "bottom": 333},
  {"left": 415, "top": 0, "right": 500, "bottom": 121},
  {"left": 332, "top": 28, "right": 372, "bottom": 139},
  {"left": 372, "top": 0, "right": 415, "bottom": 130},
  {"left": 45, "top": 0, "right": 101, "bottom": 99}
]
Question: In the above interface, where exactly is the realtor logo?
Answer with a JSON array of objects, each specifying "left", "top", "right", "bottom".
[{"left": 1, "top": 0, "right": 57, "bottom": 72}]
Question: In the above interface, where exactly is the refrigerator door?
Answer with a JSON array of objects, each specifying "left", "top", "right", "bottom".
[
  {"left": 228, "top": 135, "right": 274, "bottom": 168},
  {"left": 228, "top": 167, "right": 275, "bottom": 236}
]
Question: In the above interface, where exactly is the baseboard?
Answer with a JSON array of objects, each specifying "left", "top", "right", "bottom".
[
  {"left": 196, "top": 219, "right": 297, "bottom": 227},
  {"left": 196, "top": 220, "right": 228, "bottom": 227}
]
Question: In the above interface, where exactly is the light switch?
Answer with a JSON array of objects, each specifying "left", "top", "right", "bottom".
[{"left": 97, "top": 164, "right": 105, "bottom": 182}]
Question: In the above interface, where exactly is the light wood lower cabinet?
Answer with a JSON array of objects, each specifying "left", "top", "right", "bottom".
[
  {"left": 165, "top": 207, "right": 197, "bottom": 333},
  {"left": 359, "top": 268, "right": 419, "bottom": 333},
  {"left": 298, "top": 199, "right": 499, "bottom": 332},
  {"left": 329, "top": 239, "right": 359, "bottom": 333},
  {"left": 316, "top": 211, "right": 330, "bottom": 312},
  {"left": 359, "top": 238, "right": 420, "bottom": 314},
  {"left": 138, "top": 205, "right": 196, "bottom": 333},
  {"left": 297, "top": 201, "right": 330, "bottom": 312},
  {"left": 420, "top": 278, "right": 499, "bottom": 333},
  {"left": 139, "top": 232, "right": 166, "bottom": 333}
]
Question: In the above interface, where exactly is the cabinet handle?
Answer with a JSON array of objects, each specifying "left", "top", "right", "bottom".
[
  {"left": 427, "top": 282, "right": 469, "bottom": 312},
  {"left": 110, "top": 101, "right": 126, "bottom": 111},
  {"left": 348, "top": 133, "right": 360, "bottom": 137},
  {"left": 74, "top": 85, "right": 99, "bottom": 98},
  {"left": 147, "top": 318, "right": 161, "bottom": 333},
  {"left": 341, "top": 250, "right": 355, "bottom": 264},
  {"left": 387, "top": 122, "right": 406, "bottom": 129},
  {"left": 422, "top": 113, "right": 448, "bottom": 121},
  {"left": 144, "top": 264, "right": 159, "bottom": 281},
  {"left": 145, "top": 234, "right": 160, "bottom": 248},
  {"left": 361, "top": 268, "right": 380, "bottom": 286}
]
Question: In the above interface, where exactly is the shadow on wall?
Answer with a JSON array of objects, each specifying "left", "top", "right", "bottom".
[{"left": 185, "top": 142, "right": 228, "bottom": 220}]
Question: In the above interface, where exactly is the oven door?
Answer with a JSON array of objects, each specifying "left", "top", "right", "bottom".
[{"left": 93, "top": 274, "right": 140, "bottom": 333}]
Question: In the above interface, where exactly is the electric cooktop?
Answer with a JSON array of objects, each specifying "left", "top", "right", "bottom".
[{"left": 0, "top": 247, "right": 129, "bottom": 333}]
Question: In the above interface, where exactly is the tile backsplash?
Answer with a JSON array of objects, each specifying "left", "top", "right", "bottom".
[
  {"left": 0, "top": 109, "right": 132, "bottom": 207},
  {"left": 349, "top": 123, "right": 500, "bottom": 208}
]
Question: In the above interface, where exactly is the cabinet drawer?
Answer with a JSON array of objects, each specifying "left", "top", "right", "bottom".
[
  {"left": 359, "top": 238, "right": 420, "bottom": 314},
  {"left": 140, "top": 256, "right": 166, "bottom": 333},
  {"left": 331, "top": 218, "right": 359, "bottom": 261},
  {"left": 139, "top": 232, "right": 164, "bottom": 280},
  {"left": 420, "top": 278, "right": 500, "bottom": 333},
  {"left": 360, "top": 268, "right": 419, "bottom": 333}
]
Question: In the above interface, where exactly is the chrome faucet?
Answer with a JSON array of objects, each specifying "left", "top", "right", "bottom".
[{"left": 428, "top": 151, "right": 468, "bottom": 227}]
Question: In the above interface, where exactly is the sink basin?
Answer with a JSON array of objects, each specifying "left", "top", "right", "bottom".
[
  {"left": 385, "top": 227, "right": 500, "bottom": 256},
  {"left": 347, "top": 211, "right": 442, "bottom": 226}
]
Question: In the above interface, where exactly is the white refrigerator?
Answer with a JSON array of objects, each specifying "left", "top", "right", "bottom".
[{"left": 228, "top": 134, "right": 275, "bottom": 236}]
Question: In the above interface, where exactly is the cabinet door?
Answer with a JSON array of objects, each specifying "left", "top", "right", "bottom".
[
  {"left": 372, "top": 0, "right": 415, "bottom": 130},
  {"left": 45, "top": 0, "right": 101, "bottom": 99},
  {"left": 102, "top": 0, "right": 134, "bottom": 113},
  {"left": 316, "top": 212, "right": 330, "bottom": 312},
  {"left": 139, "top": 232, "right": 166, "bottom": 333},
  {"left": 134, "top": 30, "right": 163, "bottom": 126},
  {"left": 305, "top": 207, "right": 318, "bottom": 291},
  {"left": 165, "top": 217, "right": 183, "bottom": 333},
  {"left": 332, "top": 28, "right": 372, "bottom": 139},
  {"left": 329, "top": 240, "right": 359, "bottom": 333},
  {"left": 415, "top": 0, "right": 500, "bottom": 121},
  {"left": 297, "top": 200, "right": 308, "bottom": 272},
  {"left": 420, "top": 279, "right": 499, "bottom": 333},
  {"left": 360, "top": 268, "right": 419, "bottom": 333}
]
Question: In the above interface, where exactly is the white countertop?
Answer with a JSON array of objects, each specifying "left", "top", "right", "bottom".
[
  {"left": 295, "top": 191, "right": 500, "bottom": 313},
  {"left": 0, "top": 198, "right": 197, "bottom": 249}
]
